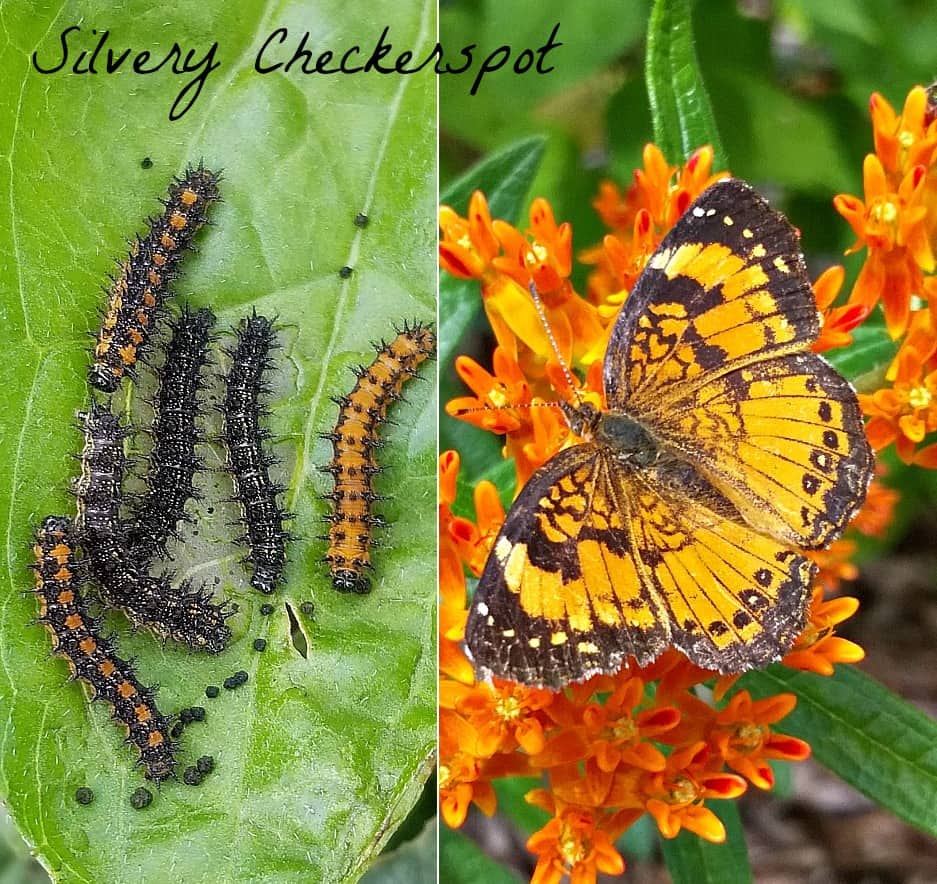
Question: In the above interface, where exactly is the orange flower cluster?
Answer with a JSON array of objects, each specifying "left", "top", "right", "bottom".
[
  {"left": 440, "top": 451, "right": 867, "bottom": 883},
  {"left": 439, "top": 141, "right": 895, "bottom": 883},
  {"left": 836, "top": 85, "right": 937, "bottom": 464}
]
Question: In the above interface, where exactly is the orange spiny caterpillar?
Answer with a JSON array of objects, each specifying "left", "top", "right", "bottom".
[
  {"left": 89, "top": 164, "right": 220, "bottom": 393},
  {"left": 322, "top": 321, "right": 436, "bottom": 593},
  {"left": 30, "top": 516, "right": 176, "bottom": 782}
]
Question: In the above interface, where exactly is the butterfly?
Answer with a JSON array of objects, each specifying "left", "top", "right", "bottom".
[{"left": 465, "top": 178, "right": 875, "bottom": 689}]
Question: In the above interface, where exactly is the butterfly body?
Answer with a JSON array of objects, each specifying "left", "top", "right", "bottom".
[{"left": 465, "top": 179, "right": 874, "bottom": 689}]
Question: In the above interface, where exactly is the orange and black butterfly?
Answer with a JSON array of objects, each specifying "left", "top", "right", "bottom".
[{"left": 465, "top": 179, "right": 874, "bottom": 689}]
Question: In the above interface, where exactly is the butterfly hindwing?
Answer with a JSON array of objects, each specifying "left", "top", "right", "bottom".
[
  {"left": 623, "top": 464, "right": 814, "bottom": 672},
  {"left": 656, "top": 352, "right": 874, "bottom": 549}
]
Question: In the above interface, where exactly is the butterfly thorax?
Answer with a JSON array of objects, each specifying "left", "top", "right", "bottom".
[{"left": 560, "top": 401, "right": 660, "bottom": 467}]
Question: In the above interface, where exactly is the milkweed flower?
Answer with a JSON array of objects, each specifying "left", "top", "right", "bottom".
[
  {"left": 710, "top": 692, "right": 811, "bottom": 790},
  {"left": 640, "top": 743, "right": 747, "bottom": 842},
  {"left": 583, "top": 144, "right": 728, "bottom": 311},
  {"left": 783, "top": 589, "right": 865, "bottom": 676},
  {"left": 834, "top": 155, "right": 932, "bottom": 339},
  {"left": 811, "top": 264, "right": 870, "bottom": 353},
  {"left": 859, "top": 330, "right": 937, "bottom": 462},
  {"left": 526, "top": 795, "right": 634, "bottom": 884}
]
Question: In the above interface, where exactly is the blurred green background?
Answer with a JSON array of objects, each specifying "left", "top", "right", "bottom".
[
  {"left": 441, "top": 0, "right": 937, "bottom": 276},
  {"left": 440, "top": 0, "right": 937, "bottom": 881}
]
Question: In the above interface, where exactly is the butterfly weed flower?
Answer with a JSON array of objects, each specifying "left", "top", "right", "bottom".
[
  {"left": 636, "top": 743, "right": 747, "bottom": 842},
  {"left": 850, "top": 469, "right": 900, "bottom": 537},
  {"left": 525, "top": 797, "right": 634, "bottom": 884},
  {"left": 438, "top": 143, "right": 888, "bottom": 879},
  {"left": 439, "top": 451, "right": 479, "bottom": 684},
  {"left": 870, "top": 85, "right": 937, "bottom": 179},
  {"left": 709, "top": 692, "right": 811, "bottom": 791},
  {"left": 833, "top": 84, "right": 937, "bottom": 340},
  {"left": 834, "top": 156, "right": 933, "bottom": 339},
  {"left": 447, "top": 348, "right": 533, "bottom": 434},
  {"left": 859, "top": 317, "right": 937, "bottom": 462},
  {"left": 583, "top": 144, "right": 727, "bottom": 311},
  {"left": 782, "top": 588, "right": 866, "bottom": 676},
  {"left": 811, "top": 264, "right": 871, "bottom": 353},
  {"left": 444, "top": 677, "right": 555, "bottom": 756},
  {"left": 533, "top": 676, "right": 678, "bottom": 777},
  {"left": 439, "top": 709, "right": 500, "bottom": 828}
]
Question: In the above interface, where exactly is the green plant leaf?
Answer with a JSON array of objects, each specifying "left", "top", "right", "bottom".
[
  {"left": 439, "top": 826, "right": 523, "bottom": 884},
  {"left": 743, "top": 665, "right": 937, "bottom": 838},
  {"left": 824, "top": 311, "right": 899, "bottom": 392},
  {"left": 645, "top": 0, "right": 726, "bottom": 165},
  {"left": 493, "top": 776, "right": 550, "bottom": 836},
  {"left": 0, "top": 2, "right": 436, "bottom": 882},
  {"left": 439, "top": 0, "right": 647, "bottom": 154},
  {"left": 660, "top": 800, "right": 752, "bottom": 884},
  {"left": 359, "top": 818, "right": 436, "bottom": 884}
]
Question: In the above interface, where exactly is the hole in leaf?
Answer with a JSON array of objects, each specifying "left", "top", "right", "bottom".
[{"left": 286, "top": 602, "right": 308, "bottom": 659}]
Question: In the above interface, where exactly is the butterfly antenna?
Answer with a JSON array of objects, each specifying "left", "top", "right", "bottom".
[
  {"left": 528, "top": 281, "right": 582, "bottom": 406},
  {"left": 448, "top": 400, "right": 562, "bottom": 419}
]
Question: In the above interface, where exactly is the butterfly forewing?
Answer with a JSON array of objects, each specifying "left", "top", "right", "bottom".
[
  {"left": 465, "top": 446, "right": 670, "bottom": 689},
  {"left": 606, "top": 179, "right": 818, "bottom": 411}
]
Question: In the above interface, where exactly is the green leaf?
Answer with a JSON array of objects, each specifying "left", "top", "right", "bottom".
[
  {"left": 646, "top": 0, "right": 726, "bottom": 165},
  {"left": 0, "top": 2, "right": 436, "bottom": 881},
  {"left": 439, "top": 826, "right": 523, "bottom": 884},
  {"left": 359, "top": 819, "right": 436, "bottom": 884},
  {"left": 493, "top": 776, "right": 550, "bottom": 836},
  {"left": 660, "top": 800, "right": 752, "bottom": 884},
  {"left": 824, "top": 311, "right": 899, "bottom": 392},
  {"left": 439, "top": 0, "right": 647, "bottom": 155},
  {"left": 743, "top": 665, "right": 937, "bottom": 838}
]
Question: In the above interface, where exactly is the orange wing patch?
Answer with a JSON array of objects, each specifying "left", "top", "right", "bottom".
[
  {"left": 625, "top": 468, "right": 813, "bottom": 673},
  {"left": 606, "top": 184, "right": 819, "bottom": 411}
]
